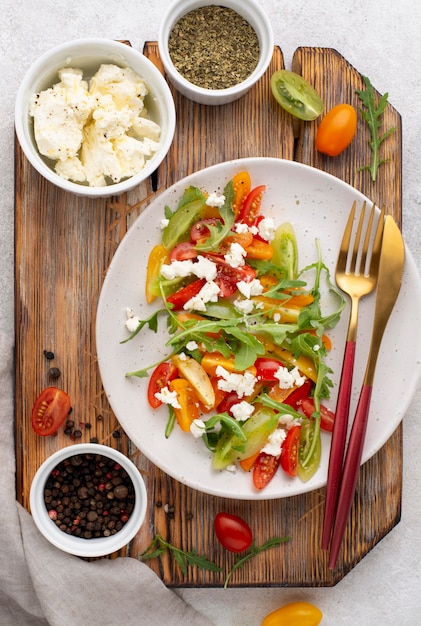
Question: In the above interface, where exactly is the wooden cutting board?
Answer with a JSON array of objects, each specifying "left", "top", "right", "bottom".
[{"left": 14, "top": 43, "right": 402, "bottom": 587}]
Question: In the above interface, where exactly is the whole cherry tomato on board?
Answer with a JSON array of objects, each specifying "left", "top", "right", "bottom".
[
  {"left": 316, "top": 103, "right": 357, "bottom": 156},
  {"left": 31, "top": 387, "right": 71, "bottom": 436},
  {"left": 261, "top": 601, "right": 323, "bottom": 626},
  {"left": 214, "top": 512, "right": 253, "bottom": 553}
]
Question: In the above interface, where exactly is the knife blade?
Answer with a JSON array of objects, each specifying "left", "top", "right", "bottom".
[{"left": 328, "top": 214, "right": 405, "bottom": 569}]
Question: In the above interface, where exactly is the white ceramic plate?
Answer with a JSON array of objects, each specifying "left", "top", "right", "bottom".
[{"left": 96, "top": 157, "right": 421, "bottom": 500}]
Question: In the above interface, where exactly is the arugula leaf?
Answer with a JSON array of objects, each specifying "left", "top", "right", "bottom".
[
  {"left": 356, "top": 75, "right": 397, "bottom": 182},
  {"left": 223, "top": 537, "right": 290, "bottom": 588},
  {"left": 120, "top": 309, "right": 164, "bottom": 344},
  {"left": 141, "top": 534, "right": 222, "bottom": 574},
  {"left": 195, "top": 181, "right": 235, "bottom": 252}
]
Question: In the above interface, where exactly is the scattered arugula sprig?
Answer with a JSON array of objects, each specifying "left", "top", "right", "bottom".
[
  {"left": 140, "top": 533, "right": 290, "bottom": 588},
  {"left": 356, "top": 75, "right": 397, "bottom": 182},
  {"left": 141, "top": 534, "right": 222, "bottom": 575},
  {"left": 223, "top": 536, "right": 290, "bottom": 589}
]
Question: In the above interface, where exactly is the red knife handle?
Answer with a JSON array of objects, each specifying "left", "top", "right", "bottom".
[
  {"left": 328, "top": 383, "right": 373, "bottom": 569},
  {"left": 322, "top": 340, "right": 356, "bottom": 550}
]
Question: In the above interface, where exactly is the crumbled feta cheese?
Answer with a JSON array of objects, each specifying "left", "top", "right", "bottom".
[
  {"left": 231, "top": 401, "right": 255, "bottom": 422},
  {"left": 224, "top": 242, "right": 246, "bottom": 268},
  {"left": 125, "top": 307, "right": 140, "bottom": 333},
  {"left": 30, "top": 64, "right": 161, "bottom": 187},
  {"left": 186, "top": 340, "right": 199, "bottom": 351},
  {"left": 225, "top": 464, "right": 237, "bottom": 473},
  {"left": 237, "top": 278, "right": 263, "bottom": 299},
  {"left": 154, "top": 386, "right": 180, "bottom": 409},
  {"left": 258, "top": 217, "right": 275, "bottom": 242},
  {"left": 190, "top": 418, "right": 207, "bottom": 438},
  {"left": 178, "top": 352, "right": 187, "bottom": 361},
  {"left": 233, "top": 298, "right": 255, "bottom": 315},
  {"left": 192, "top": 256, "right": 217, "bottom": 281},
  {"left": 160, "top": 218, "right": 169, "bottom": 229},
  {"left": 313, "top": 344, "right": 321, "bottom": 352},
  {"left": 260, "top": 428, "right": 287, "bottom": 456},
  {"left": 160, "top": 259, "right": 195, "bottom": 280},
  {"left": 273, "top": 313, "right": 281, "bottom": 323},
  {"left": 184, "top": 280, "right": 220, "bottom": 311},
  {"left": 216, "top": 366, "right": 257, "bottom": 398},
  {"left": 278, "top": 413, "right": 299, "bottom": 430},
  {"left": 234, "top": 222, "right": 258, "bottom": 235},
  {"left": 274, "top": 365, "right": 306, "bottom": 389},
  {"left": 206, "top": 192, "right": 225, "bottom": 208}
]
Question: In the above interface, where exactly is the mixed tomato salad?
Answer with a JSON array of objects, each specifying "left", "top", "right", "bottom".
[{"left": 124, "top": 171, "right": 344, "bottom": 490}]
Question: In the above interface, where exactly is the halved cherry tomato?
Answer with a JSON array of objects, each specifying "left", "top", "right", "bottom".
[
  {"left": 245, "top": 238, "right": 274, "bottom": 260},
  {"left": 283, "top": 378, "right": 313, "bottom": 409},
  {"left": 169, "top": 241, "right": 198, "bottom": 262},
  {"left": 169, "top": 378, "right": 200, "bottom": 432},
  {"left": 190, "top": 218, "right": 220, "bottom": 242},
  {"left": 280, "top": 425, "right": 301, "bottom": 477},
  {"left": 255, "top": 357, "right": 283, "bottom": 382},
  {"left": 301, "top": 396, "right": 335, "bottom": 432},
  {"left": 261, "top": 601, "right": 323, "bottom": 626},
  {"left": 172, "top": 354, "right": 215, "bottom": 408},
  {"left": 238, "top": 185, "right": 266, "bottom": 226},
  {"left": 316, "top": 103, "right": 357, "bottom": 156},
  {"left": 232, "top": 171, "right": 251, "bottom": 217},
  {"left": 147, "top": 362, "right": 178, "bottom": 409},
  {"left": 270, "top": 70, "right": 324, "bottom": 121},
  {"left": 166, "top": 278, "right": 206, "bottom": 310},
  {"left": 253, "top": 452, "right": 280, "bottom": 489},
  {"left": 208, "top": 257, "right": 256, "bottom": 297},
  {"left": 217, "top": 231, "right": 254, "bottom": 255},
  {"left": 31, "top": 387, "right": 71, "bottom": 436},
  {"left": 214, "top": 512, "right": 253, "bottom": 552}
]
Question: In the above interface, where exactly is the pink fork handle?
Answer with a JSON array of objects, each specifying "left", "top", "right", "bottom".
[
  {"left": 321, "top": 340, "right": 356, "bottom": 550},
  {"left": 328, "top": 383, "right": 373, "bottom": 569}
]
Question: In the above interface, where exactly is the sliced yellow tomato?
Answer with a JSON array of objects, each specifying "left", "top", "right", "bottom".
[
  {"left": 251, "top": 296, "right": 301, "bottom": 323},
  {"left": 245, "top": 238, "right": 274, "bottom": 260},
  {"left": 171, "top": 354, "right": 215, "bottom": 408},
  {"left": 169, "top": 378, "right": 200, "bottom": 432},
  {"left": 145, "top": 244, "right": 168, "bottom": 304},
  {"left": 200, "top": 352, "right": 257, "bottom": 378},
  {"left": 232, "top": 171, "right": 251, "bottom": 217}
]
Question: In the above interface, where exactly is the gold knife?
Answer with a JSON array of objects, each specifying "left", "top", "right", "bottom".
[{"left": 328, "top": 214, "right": 405, "bottom": 569}]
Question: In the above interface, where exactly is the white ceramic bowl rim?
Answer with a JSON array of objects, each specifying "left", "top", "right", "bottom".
[
  {"left": 15, "top": 38, "right": 176, "bottom": 198},
  {"left": 29, "top": 443, "right": 147, "bottom": 557},
  {"left": 158, "top": 0, "right": 274, "bottom": 96}
]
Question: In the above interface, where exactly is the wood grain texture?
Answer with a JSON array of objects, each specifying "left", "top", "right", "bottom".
[{"left": 14, "top": 43, "right": 402, "bottom": 585}]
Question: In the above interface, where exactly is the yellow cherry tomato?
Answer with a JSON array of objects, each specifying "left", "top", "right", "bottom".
[
  {"left": 261, "top": 601, "right": 323, "bottom": 626},
  {"left": 316, "top": 103, "right": 357, "bottom": 156}
]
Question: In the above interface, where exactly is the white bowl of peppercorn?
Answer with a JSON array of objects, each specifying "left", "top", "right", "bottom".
[
  {"left": 158, "top": 0, "right": 274, "bottom": 105},
  {"left": 29, "top": 443, "right": 147, "bottom": 557}
]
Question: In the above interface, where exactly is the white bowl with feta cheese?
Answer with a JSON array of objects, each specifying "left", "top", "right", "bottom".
[
  {"left": 15, "top": 39, "right": 176, "bottom": 197},
  {"left": 158, "top": 0, "right": 274, "bottom": 105}
]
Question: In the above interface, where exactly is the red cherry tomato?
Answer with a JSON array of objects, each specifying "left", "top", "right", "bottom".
[
  {"left": 300, "top": 397, "right": 335, "bottom": 432},
  {"left": 280, "top": 425, "right": 301, "bottom": 476},
  {"left": 169, "top": 242, "right": 198, "bottom": 262},
  {"left": 283, "top": 378, "right": 313, "bottom": 409},
  {"left": 214, "top": 512, "right": 253, "bottom": 552},
  {"left": 147, "top": 362, "right": 179, "bottom": 409},
  {"left": 166, "top": 278, "right": 206, "bottom": 310},
  {"left": 255, "top": 357, "right": 284, "bottom": 382},
  {"left": 31, "top": 387, "right": 71, "bottom": 436},
  {"left": 238, "top": 185, "right": 266, "bottom": 226},
  {"left": 252, "top": 452, "right": 280, "bottom": 489},
  {"left": 316, "top": 103, "right": 357, "bottom": 156},
  {"left": 202, "top": 256, "right": 256, "bottom": 298}
]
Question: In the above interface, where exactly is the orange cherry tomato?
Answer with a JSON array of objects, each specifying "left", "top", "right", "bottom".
[
  {"left": 316, "top": 103, "right": 357, "bottom": 156},
  {"left": 169, "top": 378, "right": 200, "bottom": 432},
  {"left": 231, "top": 171, "right": 251, "bottom": 217}
]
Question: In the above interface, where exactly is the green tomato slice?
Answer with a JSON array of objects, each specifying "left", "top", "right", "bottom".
[
  {"left": 270, "top": 70, "right": 324, "bottom": 121},
  {"left": 297, "top": 419, "right": 322, "bottom": 482},
  {"left": 271, "top": 222, "right": 298, "bottom": 280},
  {"left": 212, "top": 407, "right": 278, "bottom": 470}
]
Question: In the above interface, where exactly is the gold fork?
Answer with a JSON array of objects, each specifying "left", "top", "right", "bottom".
[{"left": 321, "top": 200, "right": 385, "bottom": 550}]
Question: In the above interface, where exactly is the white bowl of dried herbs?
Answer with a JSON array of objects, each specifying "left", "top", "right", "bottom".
[{"left": 158, "top": 0, "right": 274, "bottom": 105}]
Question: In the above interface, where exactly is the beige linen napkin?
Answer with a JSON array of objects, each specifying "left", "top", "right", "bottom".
[{"left": 0, "top": 332, "right": 214, "bottom": 626}]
